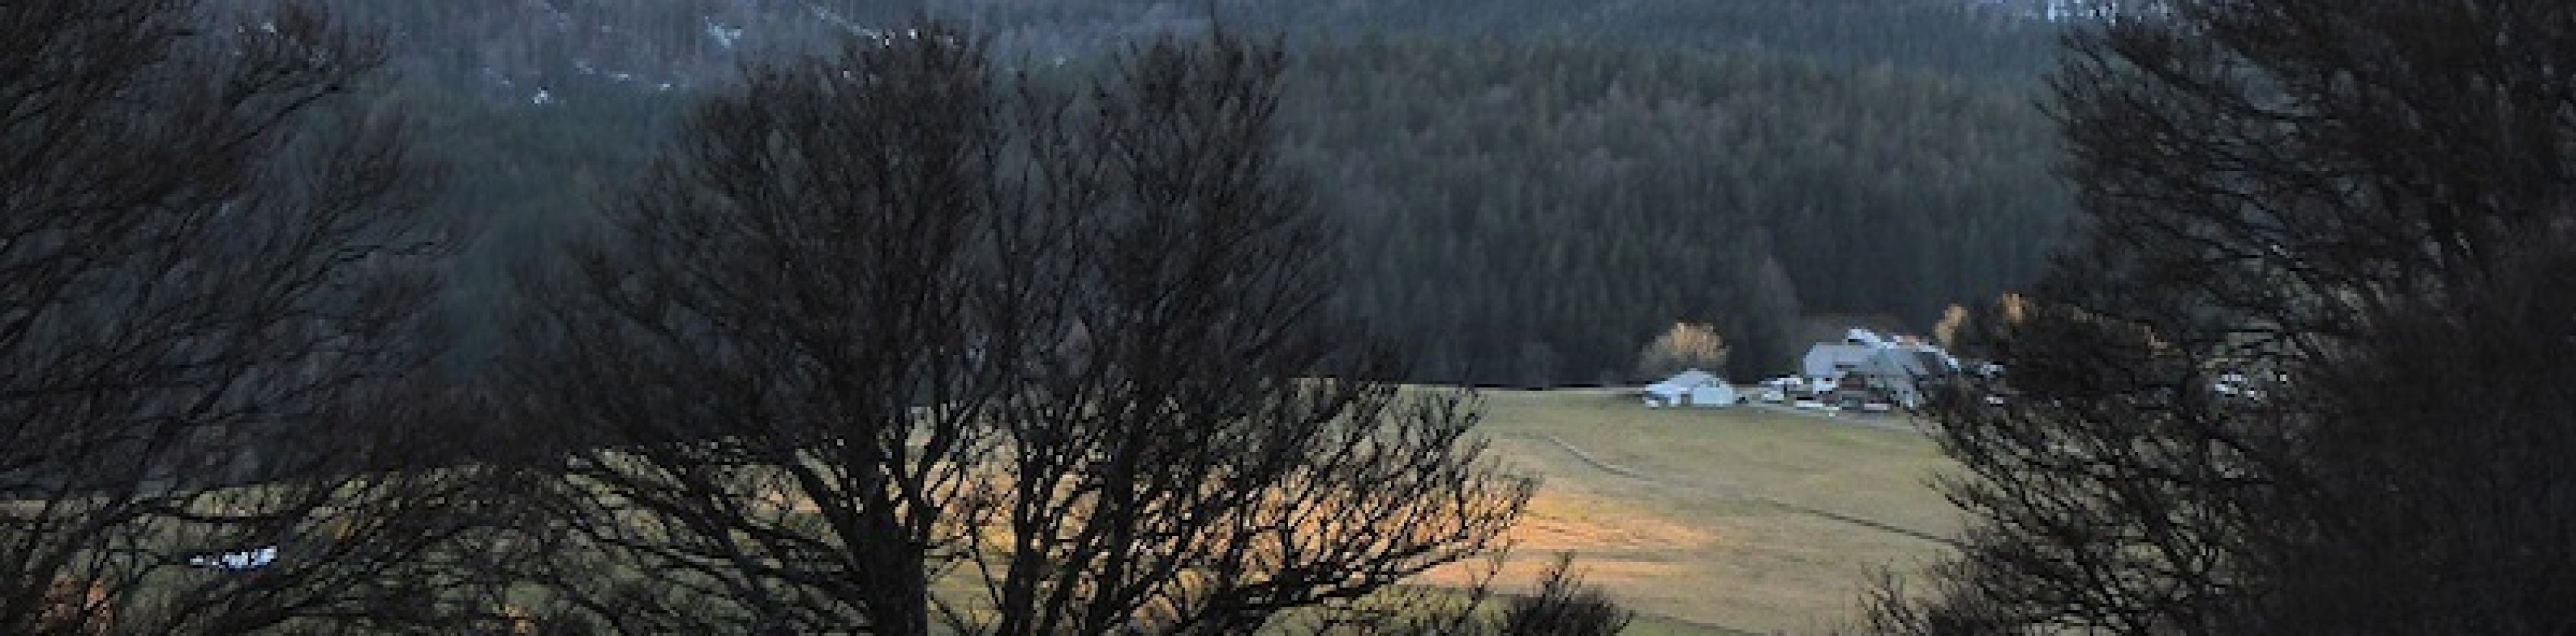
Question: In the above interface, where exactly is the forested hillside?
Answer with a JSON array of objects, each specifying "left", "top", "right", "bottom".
[
  {"left": 952, "top": 0, "right": 2065, "bottom": 81},
  {"left": 314, "top": 0, "right": 908, "bottom": 98},
  {"left": 321, "top": 0, "right": 2074, "bottom": 385},
  {"left": 1290, "top": 37, "right": 2069, "bottom": 385},
  {"left": 375, "top": 78, "right": 699, "bottom": 361},
  {"left": 308, "top": 1, "right": 2060, "bottom": 87}
]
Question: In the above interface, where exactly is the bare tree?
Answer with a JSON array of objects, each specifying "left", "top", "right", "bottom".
[
  {"left": 502, "top": 23, "right": 1531, "bottom": 634},
  {"left": 499, "top": 21, "right": 1012, "bottom": 634},
  {"left": 1, "top": 0, "right": 483, "bottom": 633},
  {"left": 1490, "top": 554, "right": 1633, "bottom": 636},
  {"left": 1365, "top": 553, "right": 1635, "bottom": 636},
  {"left": 1633, "top": 322, "right": 1728, "bottom": 381},
  {"left": 1874, "top": 1, "right": 2576, "bottom": 633},
  {"left": 1930, "top": 305, "right": 1970, "bottom": 350},
  {"left": 967, "top": 34, "right": 1528, "bottom": 634}
]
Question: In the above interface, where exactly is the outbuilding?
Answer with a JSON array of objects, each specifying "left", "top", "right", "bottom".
[{"left": 1642, "top": 369, "right": 1738, "bottom": 408}]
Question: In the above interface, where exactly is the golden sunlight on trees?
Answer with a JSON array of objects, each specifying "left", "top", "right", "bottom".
[
  {"left": 1634, "top": 322, "right": 1729, "bottom": 380},
  {"left": 1998, "top": 292, "right": 2032, "bottom": 326},
  {"left": 1933, "top": 304, "right": 1971, "bottom": 348}
]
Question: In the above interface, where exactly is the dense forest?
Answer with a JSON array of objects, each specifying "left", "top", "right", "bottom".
[
  {"left": 315, "top": 1, "right": 2065, "bottom": 85},
  {"left": 331, "top": 0, "right": 2074, "bottom": 385},
  {"left": 949, "top": 0, "right": 2066, "bottom": 80},
  {"left": 1290, "top": 37, "right": 2068, "bottom": 384},
  {"left": 27, "top": 2, "right": 2575, "bottom": 632}
]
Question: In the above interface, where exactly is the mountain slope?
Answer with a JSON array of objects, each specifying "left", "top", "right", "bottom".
[
  {"left": 309, "top": 1, "right": 2071, "bottom": 382},
  {"left": 304, "top": 0, "right": 2061, "bottom": 102},
  {"left": 1291, "top": 36, "right": 2068, "bottom": 384}
]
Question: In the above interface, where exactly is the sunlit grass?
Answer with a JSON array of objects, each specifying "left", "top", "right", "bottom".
[
  {"left": 12, "top": 387, "right": 1952, "bottom": 634},
  {"left": 1446, "top": 388, "right": 1960, "bottom": 634}
]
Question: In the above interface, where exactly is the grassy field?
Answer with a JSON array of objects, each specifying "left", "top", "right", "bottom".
[
  {"left": 8, "top": 388, "right": 1953, "bottom": 634},
  {"left": 1423, "top": 388, "right": 1961, "bottom": 634}
]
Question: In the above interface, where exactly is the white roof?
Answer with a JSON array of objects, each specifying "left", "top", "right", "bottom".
[
  {"left": 1645, "top": 369, "right": 1726, "bottom": 396},
  {"left": 1653, "top": 369, "right": 1722, "bottom": 388},
  {"left": 1649, "top": 368, "right": 1730, "bottom": 391}
]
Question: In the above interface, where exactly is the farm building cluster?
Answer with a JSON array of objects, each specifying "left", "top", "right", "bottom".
[
  {"left": 1640, "top": 328, "right": 1985, "bottom": 413},
  {"left": 1793, "top": 328, "right": 1968, "bottom": 409}
]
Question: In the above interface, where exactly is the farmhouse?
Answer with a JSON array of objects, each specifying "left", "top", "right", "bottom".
[
  {"left": 1799, "top": 329, "right": 1961, "bottom": 408},
  {"left": 1642, "top": 369, "right": 1738, "bottom": 407},
  {"left": 1801, "top": 343, "right": 1877, "bottom": 381}
]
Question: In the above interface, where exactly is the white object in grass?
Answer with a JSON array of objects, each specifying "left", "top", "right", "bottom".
[{"left": 189, "top": 546, "right": 277, "bottom": 571}]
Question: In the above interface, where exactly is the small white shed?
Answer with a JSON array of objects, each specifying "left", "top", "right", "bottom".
[{"left": 1642, "top": 369, "right": 1737, "bottom": 408}]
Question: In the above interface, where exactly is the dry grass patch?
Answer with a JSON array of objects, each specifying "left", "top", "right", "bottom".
[
  {"left": 1430, "top": 388, "right": 1961, "bottom": 634},
  {"left": 692, "top": 388, "right": 1960, "bottom": 633}
]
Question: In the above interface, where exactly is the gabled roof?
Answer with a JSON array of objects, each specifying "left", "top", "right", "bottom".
[
  {"left": 1661, "top": 369, "right": 1721, "bottom": 388},
  {"left": 1805, "top": 343, "right": 1876, "bottom": 360},
  {"left": 1646, "top": 369, "right": 1727, "bottom": 396}
]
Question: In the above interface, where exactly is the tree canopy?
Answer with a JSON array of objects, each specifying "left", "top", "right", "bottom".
[{"left": 1874, "top": 1, "right": 2576, "bottom": 631}]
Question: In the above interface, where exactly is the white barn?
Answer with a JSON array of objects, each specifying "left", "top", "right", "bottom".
[{"left": 1642, "top": 369, "right": 1738, "bottom": 408}]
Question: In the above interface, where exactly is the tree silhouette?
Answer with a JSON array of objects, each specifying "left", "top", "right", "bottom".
[
  {"left": 1874, "top": 1, "right": 2576, "bottom": 632},
  {"left": 1, "top": 1, "right": 486, "bottom": 632},
  {"left": 501, "top": 23, "right": 1532, "bottom": 634}
]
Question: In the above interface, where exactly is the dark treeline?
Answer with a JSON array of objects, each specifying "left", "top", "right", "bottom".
[
  {"left": 366, "top": 26, "right": 2071, "bottom": 385},
  {"left": 370, "top": 76, "right": 694, "bottom": 363},
  {"left": 290, "top": 0, "right": 911, "bottom": 94},
  {"left": 298, "top": 0, "right": 2065, "bottom": 87},
  {"left": 949, "top": 0, "right": 2066, "bottom": 82},
  {"left": 233, "top": 0, "right": 2077, "bottom": 385},
  {"left": 1870, "top": 0, "right": 2576, "bottom": 633},
  {"left": 1290, "top": 36, "right": 2069, "bottom": 385}
]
